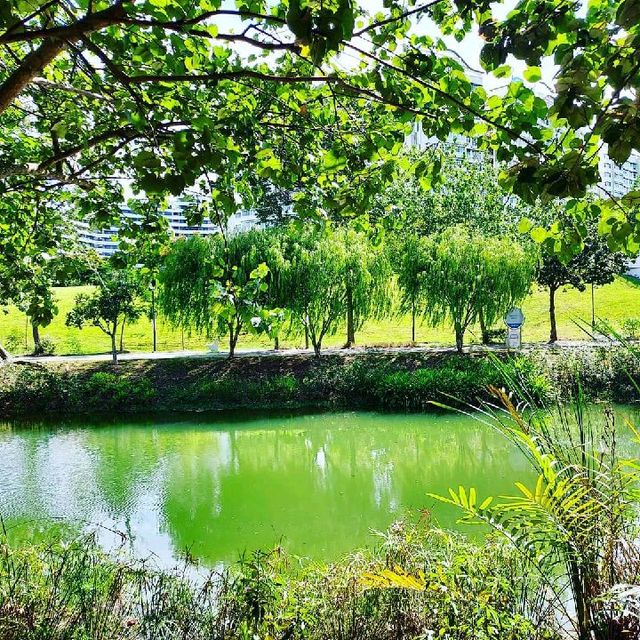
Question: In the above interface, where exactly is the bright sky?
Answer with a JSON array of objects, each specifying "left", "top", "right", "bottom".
[{"left": 214, "top": 0, "right": 563, "bottom": 92}]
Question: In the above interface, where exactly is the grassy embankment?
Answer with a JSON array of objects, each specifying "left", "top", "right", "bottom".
[
  {"left": 2, "top": 343, "right": 640, "bottom": 417},
  {"left": 1, "top": 277, "right": 639, "bottom": 356}
]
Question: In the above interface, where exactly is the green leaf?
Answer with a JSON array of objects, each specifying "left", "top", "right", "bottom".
[
  {"left": 323, "top": 149, "right": 347, "bottom": 172},
  {"left": 517, "top": 217, "right": 533, "bottom": 234},
  {"left": 523, "top": 66, "right": 542, "bottom": 83},
  {"left": 250, "top": 263, "right": 269, "bottom": 279},
  {"left": 493, "top": 64, "right": 511, "bottom": 78},
  {"left": 531, "top": 227, "right": 549, "bottom": 243}
]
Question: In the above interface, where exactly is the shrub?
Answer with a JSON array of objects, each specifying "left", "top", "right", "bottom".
[
  {"left": 64, "top": 336, "right": 83, "bottom": 355},
  {"left": 82, "top": 371, "right": 156, "bottom": 409},
  {"left": 0, "top": 525, "right": 559, "bottom": 640},
  {"left": 622, "top": 317, "right": 640, "bottom": 341},
  {"left": 3, "top": 330, "right": 24, "bottom": 353},
  {"left": 33, "top": 335, "right": 57, "bottom": 356},
  {"left": 434, "top": 391, "right": 640, "bottom": 640},
  {"left": 483, "top": 328, "right": 506, "bottom": 344}
]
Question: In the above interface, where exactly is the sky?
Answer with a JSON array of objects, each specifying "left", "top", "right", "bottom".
[{"left": 213, "top": 0, "right": 561, "bottom": 91}]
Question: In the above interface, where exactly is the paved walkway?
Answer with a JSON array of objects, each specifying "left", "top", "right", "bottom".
[{"left": 4, "top": 339, "right": 618, "bottom": 365}]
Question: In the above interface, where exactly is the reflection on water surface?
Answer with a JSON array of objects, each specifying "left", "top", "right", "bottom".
[{"left": 0, "top": 410, "right": 534, "bottom": 566}]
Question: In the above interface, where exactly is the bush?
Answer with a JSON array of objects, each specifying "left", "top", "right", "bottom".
[
  {"left": 483, "top": 328, "right": 506, "bottom": 344},
  {"left": 64, "top": 336, "right": 83, "bottom": 355},
  {"left": 0, "top": 524, "right": 559, "bottom": 640},
  {"left": 622, "top": 317, "right": 640, "bottom": 341},
  {"left": 0, "top": 353, "right": 555, "bottom": 416},
  {"left": 533, "top": 345, "right": 640, "bottom": 403},
  {"left": 33, "top": 335, "right": 57, "bottom": 356},
  {"left": 316, "top": 355, "right": 551, "bottom": 410},
  {"left": 82, "top": 371, "right": 156, "bottom": 410},
  {"left": 4, "top": 330, "right": 24, "bottom": 353}
]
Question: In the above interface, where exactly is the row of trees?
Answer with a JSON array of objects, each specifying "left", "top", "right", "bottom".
[
  {"left": 396, "top": 228, "right": 535, "bottom": 351},
  {"left": 49, "top": 153, "right": 629, "bottom": 362},
  {"left": 2, "top": 150, "right": 626, "bottom": 362},
  {"left": 157, "top": 223, "right": 535, "bottom": 357},
  {"left": 159, "top": 227, "right": 392, "bottom": 357},
  {"left": 382, "top": 153, "right": 629, "bottom": 344}
]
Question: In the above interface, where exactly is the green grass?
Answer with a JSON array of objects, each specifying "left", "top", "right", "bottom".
[{"left": 1, "top": 277, "right": 639, "bottom": 355}]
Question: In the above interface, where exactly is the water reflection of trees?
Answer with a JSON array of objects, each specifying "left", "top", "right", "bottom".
[{"left": 1, "top": 412, "right": 534, "bottom": 566}]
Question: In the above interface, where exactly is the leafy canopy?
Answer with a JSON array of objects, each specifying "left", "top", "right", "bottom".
[
  {"left": 420, "top": 225, "right": 535, "bottom": 351},
  {"left": 2, "top": 0, "right": 640, "bottom": 251}
]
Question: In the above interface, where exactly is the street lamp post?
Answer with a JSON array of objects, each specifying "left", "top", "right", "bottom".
[{"left": 149, "top": 279, "right": 157, "bottom": 352}]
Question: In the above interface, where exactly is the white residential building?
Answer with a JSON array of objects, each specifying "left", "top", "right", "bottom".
[
  {"left": 75, "top": 199, "right": 259, "bottom": 257},
  {"left": 598, "top": 150, "right": 640, "bottom": 200}
]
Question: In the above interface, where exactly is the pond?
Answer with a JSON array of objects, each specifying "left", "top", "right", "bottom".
[{"left": 0, "top": 409, "right": 546, "bottom": 567}]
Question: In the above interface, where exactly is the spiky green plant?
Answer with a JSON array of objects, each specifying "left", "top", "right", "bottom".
[{"left": 432, "top": 385, "right": 640, "bottom": 640}]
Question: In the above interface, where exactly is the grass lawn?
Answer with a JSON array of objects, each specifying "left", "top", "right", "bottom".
[{"left": 1, "top": 277, "right": 639, "bottom": 356}]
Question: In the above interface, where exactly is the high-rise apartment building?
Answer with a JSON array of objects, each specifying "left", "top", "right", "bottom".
[
  {"left": 598, "top": 150, "right": 640, "bottom": 200},
  {"left": 75, "top": 199, "right": 259, "bottom": 257}
]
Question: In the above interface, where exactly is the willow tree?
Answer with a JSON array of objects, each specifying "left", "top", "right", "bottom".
[
  {"left": 159, "top": 231, "right": 283, "bottom": 357},
  {"left": 278, "top": 225, "right": 392, "bottom": 355},
  {"left": 340, "top": 228, "right": 393, "bottom": 348},
  {"left": 280, "top": 227, "right": 347, "bottom": 357},
  {"left": 421, "top": 226, "right": 534, "bottom": 353},
  {"left": 395, "top": 234, "right": 430, "bottom": 344}
]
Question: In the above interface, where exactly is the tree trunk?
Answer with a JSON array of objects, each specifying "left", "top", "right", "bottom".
[
  {"left": 32, "top": 323, "right": 41, "bottom": 353},
  {"left": 549, "top": 287, "right": 558, "bottom": 343},
  {"left": 0, "top": 342, "right": 10, "bottom": 361},
  {"left": 411, "top": 300, "right": 416, "bottom": 344},
  {"left": 228, "top": 321, "right": 239, "bottom": 358},
  {"left": 110, "top": 332, "right": 118, "bottom": 364},
  {"left": 313, "top": 340, "right": 322, "bottom": 357},
  {"left": 0, "top": 39, "right": 67, "bottom": 116},
  {"left": 119, "top": 317, "right": 126, "bottom": 352},
  {"left": 479, "top": 309, "right": 490, "bottom": 345},
  {"left": 345, "top": 285, "right": 355, "bottom": 348},
  {"left": 228, "top": 332, "right": 235, "bottom": 358},
  {"left": 274, "top": 335, "right": 280, "bottom": 350},
  {"left": 304, "top": 322, "right": 309, "bottom": 350},
  {"left": 455, "top": 325, "right": 464, "bottom": 353}
]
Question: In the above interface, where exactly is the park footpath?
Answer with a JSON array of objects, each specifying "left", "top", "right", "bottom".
[{"left": 7, "top": 339, "right": 613, "bottom": 365}]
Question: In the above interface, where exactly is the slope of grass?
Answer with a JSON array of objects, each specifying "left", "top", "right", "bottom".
[{"left": 1, "top": 277, "right": 639, "bottom": 356}]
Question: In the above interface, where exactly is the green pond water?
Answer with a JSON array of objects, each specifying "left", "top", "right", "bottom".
[{"left": 0, "top": 409, "right": 551, "bottom": 567}]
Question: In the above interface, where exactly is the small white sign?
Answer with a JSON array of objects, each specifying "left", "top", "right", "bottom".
[
  {"left": 506, "top": 326, "right": 522, "bottom": 349},
  {"left": 505, "top": 308, "right": 525, "bottom": 329}
]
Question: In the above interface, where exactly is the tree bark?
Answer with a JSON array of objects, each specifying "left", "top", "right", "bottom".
[
  {"left": 228, "top": 330, "right": 235, "bottom": 358},
  {"left": 0, "top": 342, "right": 10, "bottom": 361},
  {"left": 110, "top": 332, "right": 118, "bottom": 364},
  {"left": 32, "top": 323, "right": 41, "bottom": 353},
  {"left": 455, "top": 325, "right": 464, "bottom": 353},
  {"left": 313, "top": 341, "right": 322, "bottom": 357},
  {"left": 304, "top": 325, "right": 309, "bottom": 350},
  {"left": 345, "top": 285, "right": 355, "bottom": 348},
  {"left": 0, "top": 38, "right": 66, "bottom": 115},
  {"left": 0, "top": 3, "right": 126, "bottom": 115},
  {"left": 411, "top": 300, "right": 416, "bottom": 344},
  {"left": 478, "top": 309, "right": 490, "bottom": 345},
  {"left": 228, "top": 321, "right": 240, "bottom": 358},
  {"left": 549, "top": 286, "right": 558, "bottom": 343},
  {"left": 274, "top": 335, "right": 279, "bottom": 350},
  {"left": 119, "top": 317, "right": 126, "bottom": 352}
]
